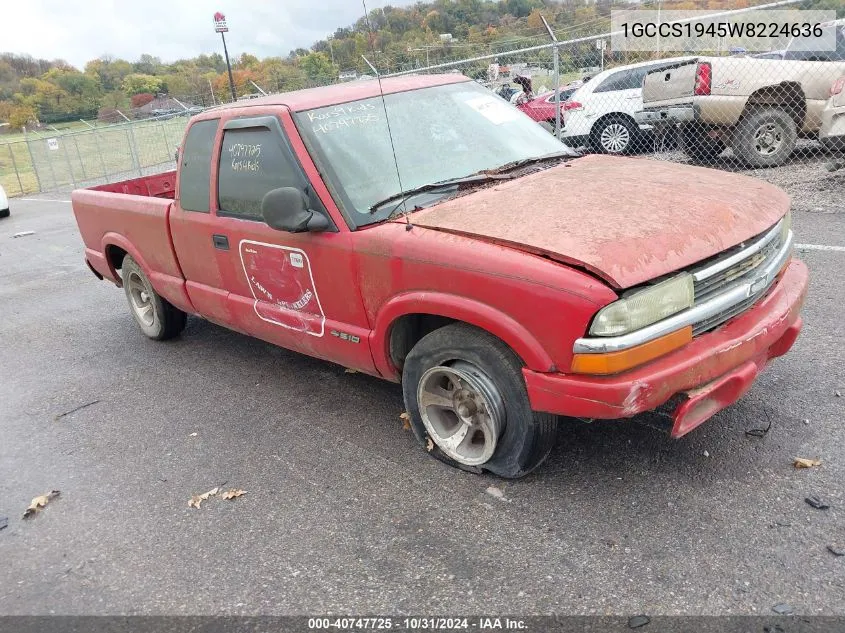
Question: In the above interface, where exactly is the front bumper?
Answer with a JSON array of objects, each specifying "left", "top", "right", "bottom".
[{"left": 523, "top": 259, "right": 808, "bottom": 437}]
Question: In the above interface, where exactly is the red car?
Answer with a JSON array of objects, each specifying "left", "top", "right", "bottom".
[
  {"left": 517, "top": 87, "right": 577, "bottom": 128},
  {"left": 71, "top": 74, "right": 806, "bottom": 478}
]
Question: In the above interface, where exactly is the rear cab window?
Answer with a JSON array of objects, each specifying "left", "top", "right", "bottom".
[{"left": 179, "top": 119, "right": 219, "bottom": 212}]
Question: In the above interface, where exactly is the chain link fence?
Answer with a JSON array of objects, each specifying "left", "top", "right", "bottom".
[
  {"left": 0, "top": 116, "right": 191, "bottom": 197},
  {"left": 2, "top": 6, "right": 843, "bottom": 198},
  {"left": 379, "top": 6, "right": 845, "bottom": 174}
]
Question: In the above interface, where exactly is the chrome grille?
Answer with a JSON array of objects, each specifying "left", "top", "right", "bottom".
[
  {"left": 692, "top": 287, "right": 770, "bottom": 336},
  {"left": 692, "top": 230, "right": 783, "bottom": 303},
  {"left": 689, "top": 220, "right": 786, "bottom": 336}
]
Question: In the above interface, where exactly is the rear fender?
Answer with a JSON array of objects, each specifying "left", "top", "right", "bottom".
[{"left": 100, "top": 232, "right": 194, "bottom": 314}]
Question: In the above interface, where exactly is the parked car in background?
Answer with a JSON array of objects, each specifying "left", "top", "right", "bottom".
[
  {"left": 637, "top": 21, "right": 845, "bottom": 166},
  {"left": 517, "top": 86, "right": 577, "bottom": 129},
  {"left": 820, "top": 75, "right": 845, "bottom": 151},
  {"left": 0, "top": 183, "right": 9, "bottom": 218},
  {"left": 70, "top": 74, "right": 806, "bottom": 478},
  {"left": 562, "top": 58, "right": 692, "bottom": 154}
]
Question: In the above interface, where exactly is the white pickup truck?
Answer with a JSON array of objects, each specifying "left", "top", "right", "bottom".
[{"left": 636, "top": 21, "right": 845, "bottom": 167}]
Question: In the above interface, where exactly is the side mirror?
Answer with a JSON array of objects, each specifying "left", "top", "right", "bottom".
[{"left": 261, "top": 187, "right": 329, "bottom": 233}]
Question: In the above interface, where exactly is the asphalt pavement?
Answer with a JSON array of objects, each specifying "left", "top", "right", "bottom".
[{"left": 0, "top": 163, "right": 843, "bottom": 615}]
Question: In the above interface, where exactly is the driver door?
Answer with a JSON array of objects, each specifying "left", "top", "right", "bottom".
[{"left": 209, "top": 111, "right": 376, "bottom": 373}]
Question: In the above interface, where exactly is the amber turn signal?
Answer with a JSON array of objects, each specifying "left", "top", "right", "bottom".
[{"left": 571, "top": 326, "right": 693, "bottom": 375}]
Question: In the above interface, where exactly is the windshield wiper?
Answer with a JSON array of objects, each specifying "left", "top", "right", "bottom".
[
  {"left": 486, "top": 150, "right": 578, "bottom": 174},
  {"left": 368, "top": 173, "right": 516, "bottom": 215}
]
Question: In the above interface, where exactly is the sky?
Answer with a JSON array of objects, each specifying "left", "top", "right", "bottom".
[{"left": 3, "top": 0, "right": 417, "bottom": 69}]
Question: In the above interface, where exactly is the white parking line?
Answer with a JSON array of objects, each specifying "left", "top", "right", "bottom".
[
  {"left": 17, "top": 198, "right": 72, "bottom": 203},
  {"left": 796, "top": 243, "right": 845, "bottom": 252}
]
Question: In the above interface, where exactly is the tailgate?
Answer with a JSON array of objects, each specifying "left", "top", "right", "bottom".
[{"left": 642, "top": 59, "right": 700, "bottom": 107}]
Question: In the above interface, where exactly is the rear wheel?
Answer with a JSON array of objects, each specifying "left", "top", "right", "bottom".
[
  {"left": 591, "top": 116, "right": 637, "bottom": 154},
  {"left": 732, "top": 107, "right": 797, "bottom": 168},
  {"left": 122, "top": 256, "right": 187, "bottom": 340},
  {"left": 402, "top": 323, "right": 558, "bottom": 478},
  {"left": 679, "top": 123, "right": 725, "bottom": 163}
]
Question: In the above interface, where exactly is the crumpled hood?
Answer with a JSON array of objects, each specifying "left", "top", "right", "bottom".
[{"left": 408, "top": 155, "right": 789, "bottom": 288}]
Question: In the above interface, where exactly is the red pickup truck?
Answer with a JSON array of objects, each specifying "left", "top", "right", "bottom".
[{"left": 72, "top": 74, "right": 807, "bottom": 478}]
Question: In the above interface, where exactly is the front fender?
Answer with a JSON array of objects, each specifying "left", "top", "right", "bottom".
[{"left": 370, "top": 291, "right": 556, "bottom": 380}]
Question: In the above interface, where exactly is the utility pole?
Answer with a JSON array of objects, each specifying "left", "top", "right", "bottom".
[
  {"left": 540, "top": 14, "right": 561, "bottom": 141},
  {"left": 213, "top": 12, "right": 237, "bottom": 102}
]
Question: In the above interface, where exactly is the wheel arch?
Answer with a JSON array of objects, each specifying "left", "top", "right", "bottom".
[
  {"left": 741, "top": 82, "right": 806, "bottom": 129},
  {"left": 371, "top": 293, "right": 556, "bottom": 381}
]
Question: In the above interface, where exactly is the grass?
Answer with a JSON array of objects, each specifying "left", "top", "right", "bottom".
[{"left": 0, "top": 117, "right": 189, "bottom": 197}]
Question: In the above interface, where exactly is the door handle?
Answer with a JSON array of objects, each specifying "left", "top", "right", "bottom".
[{"left": 212, "top": 234, "right": 229, "bottom": 250}]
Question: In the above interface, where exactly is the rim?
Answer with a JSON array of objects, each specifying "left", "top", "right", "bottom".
[
  {"left": 417, "top": 361, "right": 504, "bottom": 466},
  {"left": 126, "top": 271, "right": 155, "bottom": 327},
  {"left": 753, "top": 122, "right": 784, "bottom": 156},
  {"left": 600, "top": 122, "right": 630, "bottom": 153}
]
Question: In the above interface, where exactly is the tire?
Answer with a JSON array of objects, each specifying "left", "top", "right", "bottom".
[
  {"left": 0, "top": 208, "right": 9, "bottom": 219},
  {"left": 590, "top": 116, "right": 638, "bottom": 154},
  {"left": 678, "top": 123, "right": 725, "bottom": 163},
  {"left": 732, "top": 106, "right": 797, "bottom": 168},
  {"left": 402, "top": 323, "right": 558, "bottom": 479},
  {"left": 122, "top": 256, "right": 187, "bottom": 341}
]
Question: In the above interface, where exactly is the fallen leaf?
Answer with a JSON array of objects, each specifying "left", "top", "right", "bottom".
[
  {"left": 486, "top": 485, "right": 505, "bottom": 500},
  {"left": 187, "top": 487, "right": 219, "bottom": 509},
  {"left": 426, "top": 437, "right": 434, "bottom": 452},
  {"left": 188, "top": 432, "right": 198, "bottom": 437},
  {"left": 344, "top": 368, "right": 358, "bottom": 374},
  {"left": 400, "top": 412, "right": 411, "bottom": 431},
  {"left": 23, "top": 490, "right": 60, "bottom": 519},
  {"left": 222, "top": 489, "right": 246, "bottom": 500},
  {"left": 794, "top": 457, "right": 822, "bottom": 469}
]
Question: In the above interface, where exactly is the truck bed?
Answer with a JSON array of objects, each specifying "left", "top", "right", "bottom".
[{"left": 71, "top": 170, "right": 188, "bottom": 311}]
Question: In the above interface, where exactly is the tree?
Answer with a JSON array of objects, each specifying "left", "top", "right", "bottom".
[
  {"left": 9, "top": 103, "right": 37, "bottom": 129},
  {"left": 122, "top": 73, "right": 163, "bottom": 96},
  {"left": 299, "top": 52, "right": 337, "bottom": 84},
  {"left": 130, "top": 93, "right": 155, "bottom": 108}
]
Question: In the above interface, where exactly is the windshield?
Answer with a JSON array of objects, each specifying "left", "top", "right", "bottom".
[
  {"left": 784, "top": 24, "right": 845, "bottom": 60},
  {"left": 295, "top": 81, "right": 577, "bottom": 227}
]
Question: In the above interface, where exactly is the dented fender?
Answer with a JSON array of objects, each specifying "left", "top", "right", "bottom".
[{"left": 370, "top": 291, "right": 557, "bottom": 380}]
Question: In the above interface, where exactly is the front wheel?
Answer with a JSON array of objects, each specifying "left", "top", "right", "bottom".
[
  {"left": 122, "top": 255, "right": 187, "bottom": 340},
  {"left": 402, "top": 324, "right": 558, "bottom": 478}
]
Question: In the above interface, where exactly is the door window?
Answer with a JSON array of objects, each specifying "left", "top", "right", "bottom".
[{"left": 217, "top": 124, "right": 306, "bottom": 220}]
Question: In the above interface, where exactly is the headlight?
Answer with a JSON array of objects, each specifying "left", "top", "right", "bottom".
[
  {"left": 590, "top": 273, "right": 695, "bottom": 336},
  {"left": 780, "top": 211, "right": 792, "bottom": 243}
]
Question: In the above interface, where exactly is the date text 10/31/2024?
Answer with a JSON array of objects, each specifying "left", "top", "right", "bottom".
[{"left": 307, "top": 617, "right": 528, "bottom": 630}]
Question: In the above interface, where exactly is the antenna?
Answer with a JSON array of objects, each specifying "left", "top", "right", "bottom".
[{"left": 361, "top": 0, "right": 408, "bottom": 218}]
